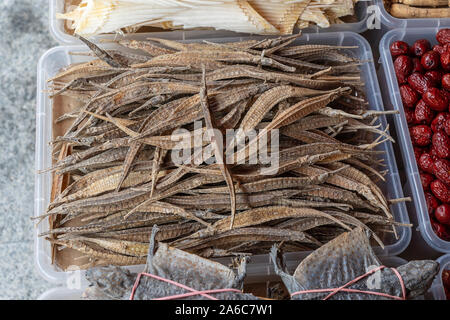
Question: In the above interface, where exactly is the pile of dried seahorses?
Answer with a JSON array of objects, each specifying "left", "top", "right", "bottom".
[{"left": 37, "top": 35, "right": 407, "bottom": 269}]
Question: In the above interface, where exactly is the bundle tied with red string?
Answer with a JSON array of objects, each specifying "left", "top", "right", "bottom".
[
  {"left": 84, "top": 226, "right": 259, "bottom": 300},
  {"left": 270, "top": 227, "right": 439, "bottom": 300}
]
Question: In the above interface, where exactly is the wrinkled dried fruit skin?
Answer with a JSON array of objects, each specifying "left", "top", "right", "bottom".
[
  {"left": 425, "top": 70, "right": 443, "bottom": 87},
  {"left": 415, "top": 100, "right": 435, "bottom": 124},
  {"left": 433, "top": 45, "right": 446, "bottom": 55},
  {"left": 423, "top": 88, "right": 449, "bottom": 112},
  {"left": 435, "top": 204, "right": 450, "bottom": 225},
  {"left": 390, "top": 41, "right": 410, "bottom": 57},
  {"left": 395, "top": 55, "right": 413, "bottom": 84},
  {"left": 412, "top": 39, "right": 431, "bottom": 57},
  {"left": 445, "top": 119, "right": 450, "bottom": 135},
  {"left": 421, "top": 51, "right": 440, "bottom": 70},
  {"left": 430, "top": 146, "right": 440, "bottom": 161},
  {"left": 412, "top": 57, "right": 425, "bottom": 74},
  {"left": 420, "top": 172, "right": 435, "bottom": 191},
  {"left": 419, "top": 152, "right": 435, "bottom": 173},
  {"left": 425, "top": 192, "right": 440, "bottom": 216},
  {"left": 431, "top": 112, "right": 450, "bottom": 132},
  {"left": 408, "top": 72, "right": 433, "bottom": 94},
  {"left": 414, "top": 146, "right": 425, "bottom": 163},
  {"left": 432, "top": 131, "right": 450, "bottom": 159},
  {"left": 400, "top": 85, "right": 420, "bottom": 108},
  {"left": 433, "top": 159, "right": 450, "bottom": 186},
  {"left": 431, "top": 220, "right": 450, "bottom": 240},
  {"left": 442, "top": 74, "right": 450, "bottom": 91},
  {"left": 431, "top": 179, "right": 450, "bottom": 203},
  {"left": 410, "top": 125, "right": 433, "bottom": 146},
  {"left": 406, "top": 108, "right": 418, "bottom": 125},
  {"left": 437, "top": 29, "right": 450, "bottom": 45},
  {"left": 440, "top": 51, "right": 450, "bottom": 72},
  {"left": 442, "top": 88, "right": 450, "bottom": 103}
]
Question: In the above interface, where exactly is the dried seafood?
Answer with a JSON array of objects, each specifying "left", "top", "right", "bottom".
[
  {"left": 82, "top": 226, "right": 438, "bottom": 300},
  {"left": 39, "top": 35, "right": 407, "bottom": 270},
  {"left": 271, "top": 227, "right": 439, "bottom": 300},
  {"left": 59, "top": 0, "right": 360, "bottom": 36},
  {"left": 82, "top": 226, "right": 258, "bottom": 300}
]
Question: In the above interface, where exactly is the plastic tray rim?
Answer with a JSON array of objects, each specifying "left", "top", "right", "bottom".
[{"left": 35, "top": 32, "right": 411, "bottom": 284}]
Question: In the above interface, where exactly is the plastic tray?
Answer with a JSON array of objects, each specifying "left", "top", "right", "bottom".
[
  {"left": 35, "top": 32, "right": 411, "bottom": 285},
  {"left": 429, "top": 254, "right": 450, "bottom": 300},
  {"left": 379, "top": 28, "right": 450, "bottom": 253},
  {"left": 375, "top": 0, "right": 450, "bottom": 30},
  {"left": 36, "top": 256, "right": 408, "bottom": 300},
  {"left": 49, "top": 0, "right": 369, "bottom": 45}
]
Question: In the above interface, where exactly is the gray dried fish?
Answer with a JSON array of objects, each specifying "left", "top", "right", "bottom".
[
  {"left": 271, "top": 227, "right": 438, "bottom": 300},
  {"left": 83, "top": 227, "right": 258, "bottom": 300}
]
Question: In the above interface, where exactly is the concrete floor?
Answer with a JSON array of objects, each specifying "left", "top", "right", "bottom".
[{"left": 0, "top": 0, "right": 57, "bottom": 299}]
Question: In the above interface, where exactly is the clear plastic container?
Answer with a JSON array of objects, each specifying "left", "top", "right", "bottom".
[
  {"left": 379, "top": 28, "right": 450, "bottom": 254},
  {"left": 36, "top": 256, "right": 408, "bottom": 300},
  {"left": 49, "top": 0, "right": 369, "bottom": 45},
  {"left": 376, "top": 0, "right": 450, "bottom": 30},
  {"left": 428, "top": 254, "right": 450, "bottom": 300},
  {"left": 35, "top": 32, "right": 411, "bottom": 285}
]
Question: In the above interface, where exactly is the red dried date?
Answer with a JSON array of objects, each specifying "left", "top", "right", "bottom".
[
  {"left": 442, "top": 89, "right": 450, "bottom": 103},
  {"left": 436, "top": 204, "right": 450, "bottom": 225},
  {"left": 412, "top": 39, "right": 431, "bottom": 57},
  {"left": 425, "top": 70, "right": 443, "bottom": 86},
  {"left": 431, "top": 220, "right": 450, "bottom": 240},
  {"left": 431, "top": 179, "right": 450, "bottom": 203},
  {"left": 432, "top": 131, "right": 450, "bottom": 159},
  {"left": 433, "top": 159, "right": 450, "bottom": 186},
  {"left": 437, "top": 28, "right": 450, "bottom": 45},
  {"left": 405, "top": 108, "right": 417, "bottom": 125},
  {"left": 421, "top": 51, "right": 441, "bottom": 70},
  {"left": 408, "top": 72, "right": 433, "bottom": 94},
  {"left": 433, "top": 44, "right": 446, "bottom": 55},
  {"left": 442, "top": 74, "right": 450, "bottom": 90},
  {"left": 415, "top": 100, "right": 435, "bottom": 124},
  {"left": 414, "top": 146, "right": 425, "bottom": 163},
  {"left": 421, "top": 172, "right": 435, "bottom": 191},
  {"left": 430, "top": 146, "right": 440, "bottom": 161},
  {"left": 412, "top": 57, "right": 425, "bottom": 73},
  {"left": 425, "top": 192, "right": 440, "bottom": 215},
  {"left": 390, "top": 41, "right": 410, "bottom": 57},
  {"left": 445, "top": 119, "right": 450, "bottom": 135},
  {"left": 410, "top": 125, "right": 433, "bottom": 146},
  {"left": 434, "top": 150, "right": 450, "bottom": 168},
  {"left": 400, "top": 85, "right": 419, "bottom": 108},
  {"left": 431, "top": 112, "right": 450, "bottom": 132},
  {"left": 419, "top": 152, "right": 435, "bottom": 173},
  {"left": 394, "top": 55, "right": 413, "bottom": 84},
  {"left": 441, "top": 51, "right": 450, "bottom": 72},
  {"left": 423, "top": 88, "right": 449, "bottom": 112}
]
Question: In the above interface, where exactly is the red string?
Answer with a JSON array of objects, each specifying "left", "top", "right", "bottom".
[
  {"left": 291, "top": 266, "right": 406, "bottom": 300},
  {"left": 129, "top": 272, "right": 242, "bottom": 300}
]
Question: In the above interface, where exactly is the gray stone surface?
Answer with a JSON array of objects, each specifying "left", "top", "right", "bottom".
[{"left": 0, "top": 0, "right": 57, "bottom": 299}]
